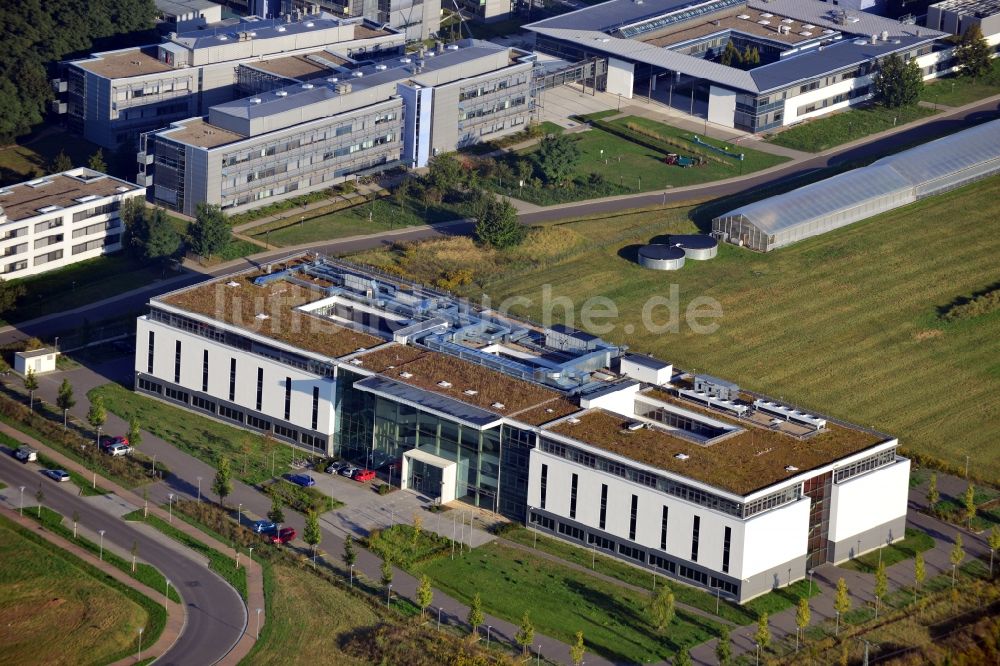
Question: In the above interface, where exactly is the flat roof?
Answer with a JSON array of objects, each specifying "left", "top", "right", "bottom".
[
  {"left": 547, "top": 403, "right": 885, "bottom": 495},
  {"left": 930, "top": 0, "right": 1000, "bottom": 14},
  {"left": 355, "top": 375, "right": 502, "bottom": 428},
  {"left": 162, "top": 117, "right": 246, "bottom": 148},
  {"left": 74, "top": 47, "right": 173, "bottom": 79},
  {"left": 171, "top": 14, "right": 348, "bottom": 50},
  {"left": 0, "top": 170, "right": 141, "bottom": 223},
  {"left": 158, "top": 271, "right": 383, "bottom": 359},
  {"left": 642, "top": 7, "right": 827, "bottom": 47},
  {"left": 246, "top": 52, "right": 349, "bottom": 80}
]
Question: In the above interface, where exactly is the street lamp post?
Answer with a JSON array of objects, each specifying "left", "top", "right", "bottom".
[
  {"left": 238, "top": 503, "right": 242, "bottom": 526},
  {"left": 386, "top": 584, "right": 392, "bottom": 607},
  {"left": 137, "top": 627, "right": 144, "bottom": 661},
  {"left": 197, "top": 476, "right": 202, "bottom": 503},
  {"left": 716, "top": 587, "right": 721, "bottom": 615},
  {"left": 249, "top": 546, "right": 254, "bottom": 563},
  {"left": 256, "top": 608, "right": 262, "bottom": 639},
  {"left": 19, "top": 486, "right": 25, "bottom": 516},
  {"left": 486, "top": 625, "right": 492, "bottom": 648},
  {"left": 350, "top": 564, "right": 355, "bottom": 588},
  {"left": 437, "top": 606, "right": 443, "bottom": 631},
  {"left": 168, "top": 493, "right": 174, "bottom": 522},
  {"left": 99, "top": 530, "right": 106, "bottom": 561},
  {"left": 808, "top": 569, "right": 815, "bottom": 597},
  {"left": 164, "top": 579, "right": 171, "bottom": 610},
  {"left": 536, "top": 644, "right": 542, "bottom": 666}
]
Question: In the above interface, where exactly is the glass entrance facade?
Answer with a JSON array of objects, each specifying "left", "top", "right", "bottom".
[{"left": 407, "top": 458, "right": 444, "bottom": 498}]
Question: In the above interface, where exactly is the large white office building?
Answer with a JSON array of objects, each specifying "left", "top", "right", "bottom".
[
  {"left": 0, "top": 169, "right": 145, "bottom": 279},
  {"left": 135, "top": 255, "right": 909, "bottom": 602}
]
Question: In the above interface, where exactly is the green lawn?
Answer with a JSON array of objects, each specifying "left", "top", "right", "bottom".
[
  {"left": 364, "top": 524, "right": 452, "bottom": 568},
  {"left": 5, "top": 253, "right": 167, "bottom": 324},
  {"left": 0, "top": 514, "right": 164, "bottom": 666},
  {"left": 933, "top": 484, "right": 1000, "bottom": 532},
  {"left": 766, "top": 104, "right": 938, "bottom": 152},
  {"left": 0, "top": 128, "right": 102, "bottom": 185},
  {"left": 839, "top": 528, "right": 936, "bottom": 574},
  {"left": 414, "top": 541, "right": 724, "bottom": 663},
  {"left": 90, "top": 382, "right": 295, "bottom": 486},
  {"left": 354, "top": 175, "right": 1000, "bottom": 481},
  {"left": 217, "top": 238, "right": 265, "bottom": 261},
  {"left": 919, "top": 60, "right": 1000, "bottom": 107},
  {"left": 123, "top": 509, "right": 247, "bottom": 600},
  {"left": 251, "top": 195, "right": 464, "bottom": 247}
]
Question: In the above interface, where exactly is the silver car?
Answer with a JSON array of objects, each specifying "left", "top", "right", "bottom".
[{"left": 43, "top": 469, "right": 71, "bottom": 483}]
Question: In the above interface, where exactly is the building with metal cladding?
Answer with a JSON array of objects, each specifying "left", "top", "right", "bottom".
[
  {"left": 292, "top": 0, "right": 442, "bottom": 41},
  {"left": 927, "top": 0, "right": 1000, "bottom": 38},
  {"left": 143, "top": 40, "right": 534, "bottom": 216},
  {"left": 524, "top": 0, "right": 969, "bottom": 132},
  {"left": 712, "top": 118, "right": 1000, "bottom": 251},
  {"left": 0, "top": 169, "right": 145, "bottom": 279},
  {"left": 53, "top": 12, "right": 405, "bottom": 150},
  {"left": 136, "top": 253, "right": 909, "bottom": 603}
]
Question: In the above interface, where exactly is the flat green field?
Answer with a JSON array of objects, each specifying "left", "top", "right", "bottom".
[
  {"left": 414, "top": 541, "right": 723, "bottom": 663},
  {"left": 766, "top": 104, "right": 937, "bottom": 152},
  {"left": 352, "top": 175, "right": 1000, "bottom": 481},
  {"left": 919, "top": 60, "right": 1000, "bottom": 107},
  {"left": 0, "top": 516, "right": 159, "bottom": 666}
]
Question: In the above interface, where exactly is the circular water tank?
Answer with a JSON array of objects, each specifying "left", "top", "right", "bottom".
[
  {"left": 638, "top": 245, "right": 686, "bottom": 271},
  {"left": 669, "top": 234, "right": 718, "bottom": 260}
]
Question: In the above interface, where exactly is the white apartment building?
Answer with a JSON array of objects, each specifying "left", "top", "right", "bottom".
[
  {"left": 135, "top": 255, "right": 910, "bottom": 603},
  {"left": 0, "top": 169, "right": 145, "bottom": 279}
]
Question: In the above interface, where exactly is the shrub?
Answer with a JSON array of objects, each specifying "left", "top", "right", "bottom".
[
  {"left": 377, "top": 483, "right": 395, "bottom": 496},
  {"left": 941, "top": 286, "right": 1000, "bottom": 322},
  {"left": 363, "top": 524, "right": 452, "bottom": 568},
  {"left": 265, "top": 479, "right": 340, "bottom": 515}
]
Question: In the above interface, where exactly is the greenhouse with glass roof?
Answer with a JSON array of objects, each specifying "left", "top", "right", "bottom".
[{"left": 712, "top": 119, "right": 1000, "bottom": 252}]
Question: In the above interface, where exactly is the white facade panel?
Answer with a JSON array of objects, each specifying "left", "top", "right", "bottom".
[
  {"left": 738, "top": 497, "right": 809, "bottom": 580},
  {"left": 605, "top": 58, "right": 634, "bottom": 99},
  {"left": 707, "top": 85, "right": 737, "bottom": 129},
  {"left": 828, "top": 458, "right": 910, "bottom": 544}
]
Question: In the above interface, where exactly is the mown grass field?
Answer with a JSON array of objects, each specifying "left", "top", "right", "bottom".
[
  {"left": 350, "top": 175, "right": 1000, "bottom": 481},
  {"left": 766, "top": 104, "right": 938, "bottom": 152},
  {"left": 0, "top": 516, "right": 157, "bottom": 666},
  {"left": 919, "top": 60, "right": 1000, "bottom": 107}
]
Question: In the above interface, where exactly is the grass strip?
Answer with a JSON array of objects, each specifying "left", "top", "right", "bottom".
[{"left": 123, "top": 509, "right": 248, "bottom": 601}]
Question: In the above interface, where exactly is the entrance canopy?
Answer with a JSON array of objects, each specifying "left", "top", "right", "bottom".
[{"left": 402, "top": 448, "right": 458, "bottom": 503}]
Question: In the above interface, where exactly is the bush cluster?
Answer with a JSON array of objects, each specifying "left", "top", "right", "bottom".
[{"left": 265, "top": 478, "right": 338, "bottom": 515}]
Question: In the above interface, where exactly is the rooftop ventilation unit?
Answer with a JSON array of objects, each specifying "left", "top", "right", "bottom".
[
  {"left": 75, "top": 194, "right": 100, "bottom": 203},
  {"left": 799, "top": 30, "right": 812, "bottom": 36},
  {"left": 463, "top": 389, "right": 478, "bottom": 395},
  {"left": 275, "top": 90, "right": 288, "bottom": 97},
  {"left": 567, "top": 417, "right": 581, "bottom": 424},
  {"left": 226, "top": 280, "right": 240, "bottom": 287},
  {"left": 375, "top": 64, "right": 387, "bottom": 71},
  {"left": 491, "top": 402, "right": 505, "bottom": 410},
  {"left": 854, "top": 38, "right": 867, "bottom": 45},
  {"left": 37, "top": 205, "right": 61, "bottom": 213},
  {"left": 758, "top": 19, "right": 770, "bottom": 25},
  {"left": 446, "top": 44, "right": 459, "bottom": 50},
  {"left": 399, "top": 371, "right": 413, "bottom": 379},
  {"left": 760, "top": 12, "right": 773, "bottom": 17},
  {"left": 400, "top": 57, "right": 412, "bottom": 63},
  {"left": 115, "top": 186, "right": 130, "bottom": 193},
  {"left": 301, "top": 83, "right": 314, "bottom": 89},
  {"left": 803, "top": 23, "right": 815, "bottom": 29},
  {"left": 255, "top": 313, "right": 270, "bottom": 320},
  {"left": 737, "top": 13, "right": 749, "bottom": 19},
  {"left": 880, "top": 30, "right": 889, "bottom": 41},
  {"left": 781, "top": 17, "right": 793, "bottom": 23},
  {"left": 26, "top": 178, "right": 50, "bottom": 188},
  {"left": 785, "top": 465, "right": 799, "bottom": 472},
  {"left": 352, "top": 71, "right": 364, "bottom": 77},
  {"left": 250, "top": 97, "right": 262, "bottom": 104},
  {"left": 437, "top": 380, "right": 452, "bottom": 388},
  {"left": 626, "top": 421, "right": 644, "bottom": 431},
  {"left": 350, "top": 358, "right": 363, "bottom": 365},
  {"left": 674, "top": 453, "right": 690, "bottom": 460},
  {"left": 277, "top": 26, "right": 286, "bottom": 32}
]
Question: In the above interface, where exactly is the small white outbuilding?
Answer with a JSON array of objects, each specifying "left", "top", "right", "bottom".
[{"left": 14, "top": 348, "right": 59, "bottom": 376}]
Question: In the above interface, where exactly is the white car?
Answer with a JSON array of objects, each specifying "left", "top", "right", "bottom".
[
  {"left": 13, "top": 445, "right": 38, "bottom": 463},
  {"left": 108, "top": 442, "right": 133, "bottom": 457}
]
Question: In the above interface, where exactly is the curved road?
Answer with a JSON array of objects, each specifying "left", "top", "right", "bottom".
[
  {"left": 5, "top": 96, "right": 998, "bottom": 346},
  {"left": 0, "top": 453, "right": 246, "bottom": 665}
]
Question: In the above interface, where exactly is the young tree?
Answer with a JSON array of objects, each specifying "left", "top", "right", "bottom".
[
  {"left": 749, "top": 46, "right": 761, "bottom": 67},
  {"left": 426, "top": 154, "right": 463, "bottom": 193},
  {"left": 304, "top": 510, "right": 321, "bottom": 564},
  {"left": 0, "top": 278, "right": 25, "bottom": 316},
  {"left": 648, "top": 584, "right": 676, "bottom": 633},
  {"left": 515, "top": 610, "right": 535, "bottom": 655},
  {"left": 23, "top": 368, "right": 38, "bottom": 411},
  {"left": 127, "top": 417, "right": 142, "bottom": 450},
  {"left": 189, "top": 203, "right": 231, "bottom": 258},
  {"left": 417, "top": 574, "right": 433, "bottom": 619},
  {"left": 795, "top": 597, "right": 810, "bottom": 652},
  {"left": 467, "top": 592, "right": 485, "bottom": 634},
  {"left": 955, "top": 24, "right": 992, "bottom": 80},
  {"left": 51, "top": 150, "right": 73, "bottom": 173},
  {"left": 88, "top": 148, "right": 108, "bottom": 173},
  {"left": 964, "top": 483, "right": 977, "bottom": 527},
  {"left": 35, "top": 486, "right": 44, "bottom": 518},
  {"left": 721, "top": 40, "right": 741, "bottom": 67},
  {"left": 212, "top": 457, "right": 233, "bottom": 507},
  {"left": 834, "top": 577, "right": 851, "bottom": 635},
  {"left": 914, "top": 551, "right": 926, "bottom": 604},
  {"left": 131, "top": 540, "right": 139, "bottom": 572},
  {"left": 873, "top": 53, "right": 923, "bottom": 108},
  {"left": 716, "top": 625, "right": 733, "bottom": 665},
  {"left": 412, "top": 513, "right": 423, "bottom": 546},
  {"left": 874, "top": 560, "right": 888, "bottom": 617},
  {"left": 927, "top": 473, "right": 940, "bottom": 509},
  {"left": 267, "top": 495, "right": 285, "bottom": 524},
  {"left": 988, "top": 525, "right": 1000, "bottom": 578},
  {"left": 380, "top": 557, "right": 394, "bottom": 587},
  {"left": 87, "top": 395, "right": 106, "bottom": 440},
  {"left": 534, "top": 134, "right": 580, "bottom": 186},
  {"left": 142, "top": 209, "right": 182, "bottom": 263},
  {"left": 72, "top": 509, "right": 80, "bottom": 538},
  {"left": 56, "top": 378, "right": 75, "bottom": 430},
  {"left": 569, "top": 631, "right": 586, "bottom": 666},
  {"left": 950, "top": 533, "right": 965, "bottom": 586},
  {"left": 343, "top": 534, "right": 357, "bottom": 567},
  {"left": 514, "top": 158, "right": 533, "bottom": 187},
  {"left": 494, "top": 161, "right": 514, "bottom": 189},
  {"left": 755, "top": 612, "right": 771, "bottom": 653},
  {"left": 674, "top": 647, "right": 692, "bottom": 666},
  {"left": 742, "top": 44, "right": 754, "bottom": 67},
  {"left": 119, "top": 197, "right": 147, "bottom": 254},
  {"left": 474, "top": 195, "right": 524, "bottom": 249}
]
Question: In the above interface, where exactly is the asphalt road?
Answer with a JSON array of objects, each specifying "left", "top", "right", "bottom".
[
  {"left": 4, "top": 95, "right": 997, "bottom": 347},
  {"left": 0, "top": 452, "right": 246, "bottom": 666}
]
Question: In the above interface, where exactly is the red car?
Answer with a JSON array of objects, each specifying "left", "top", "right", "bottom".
[
  {"left": 353, "top": 469, "right": 376, "bottom": 483},
  {"left": 270, "top": 528, "right": 296, "bottom": 545}
]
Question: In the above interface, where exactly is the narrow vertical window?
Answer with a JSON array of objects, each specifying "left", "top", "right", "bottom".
[
  {"left": 229, "top": 358, "right": 236, "bottom": 401},
  {"left": 599, "top": 484, "right": 608, "bottom": 530},
  {"left": 202, "top": 349, "right": 209, "bottom": 392},
  {"left": 173, "top": 340, "right": 181, "bottom": 383},
  {"left": 284, "top": 376, "right": 292, "bottom": 420},
  {"left": 691, "top": 515, "right": 701, "bottom": 562},
  {"left": 569, "top": 473, "right": 578, "bottom": 519},
  {"left": 660, "top": 505, "right": 669, "bottom": 550},
  {"left": 722, "top": 526, "right": 732, "bottom": 574},
  {"left": 256, "top": 367, "right": 263, "bottom": 411},
  {"left": 311, "top": 386, "right": 319, "bottom": 430},
  {"left": 147, "top": 331, "right": 155, "bottom": 373},
  {"left": 540, "top": 464, "right": 548, "bottom": 510},
  {"left": 629, "top": 494, "right": 638, "bottom": 540}
]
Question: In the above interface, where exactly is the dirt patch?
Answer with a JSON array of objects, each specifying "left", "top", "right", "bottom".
[{"left": 914, "top": 329, "right": 943, "bottom": 341}]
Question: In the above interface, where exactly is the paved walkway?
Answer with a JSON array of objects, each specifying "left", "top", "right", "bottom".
[{"left": 0, "top": 504, "right": 186, "bottom": 665}]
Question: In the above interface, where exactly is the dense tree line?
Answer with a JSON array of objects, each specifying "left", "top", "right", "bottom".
[{"left": 0, "top": 0, "right": 157, "bottom": 142}]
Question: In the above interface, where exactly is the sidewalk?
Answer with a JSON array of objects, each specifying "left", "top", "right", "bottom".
[{"left": 0, "top": 504, "right": 186, "bottom": 665}]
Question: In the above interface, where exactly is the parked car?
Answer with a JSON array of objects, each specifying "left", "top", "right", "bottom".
[
  {"left": 14, "top": 445, "right": 38, "bottom": 463},
  {"left": 251, "top": 520, "right": 277, "bottom": 534},
  {"left": 43, "top": 469, "right": 71, "bottom": 483},
  {"left": 99, "top": 436, "right": 129, "bottom": 453},
  {"left": 325, "top": 461, "right": 346, "bottom": 475},
  {"left": 353, "top": 469, "right": 376, "bottom": 483},
  {"left": 339, "top": 465, "right": 359, "bottom": 478},
  {"left": 107, "top": 442, "right": 133, "bottom": 457},
  {"left": 288, "top": 473, "right": 316, "bottom": 487},
  {"left": 271, "top": 527, "right": 296, "bottom": 545}
]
